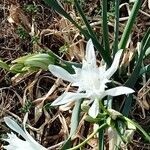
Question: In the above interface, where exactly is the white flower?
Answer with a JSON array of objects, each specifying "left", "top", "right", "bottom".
[
  {"left": 48, "top": 39, "right": 134, "bottom": 118},
  {"left": 3, "top": 117, "right": 47, "bottom": 150}
]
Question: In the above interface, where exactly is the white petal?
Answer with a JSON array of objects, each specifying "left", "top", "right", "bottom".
[
  {"left": 72, "top": 65, "right": 82, "bottom": 75},
  {"left": 88, "top": 99, "right": 99, "bottom": 118},
  {"left": 4, "top": 117, "right": 28, "bottom": 140},
  {"left": 51, "top": 92, "right": 87, "bottom": 106},
  {"left": 4, "top": 117, "right": 47, "bottom": 150},
  {"left": 105, "top": 49, "right": 123, "bottom": 79},
  {"left": 85, "top": 39, "right": 97, "bottom": 68},
  {"left": 98, "top": 65, "right": 106, "bottom": 76},
  {"left": 48, "top": 65, "right": 75, "bottom": 82},
  {"left": 3, "top": 132, "right": 36, "bottom": 150},
  {"left": 105, "top": 86, "right": 134, "bottom": 96}
]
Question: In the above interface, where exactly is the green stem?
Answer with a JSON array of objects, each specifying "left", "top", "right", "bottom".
[
  {"left": 98, "top": 127, "right": 104, "bottom": 150},
  {"left": 99, "top": 100, "right": 110, "bottom": 115},
  {"left": 67, "top": 123, "right": 108, "bottom": 150},
  {"left": 118, "top": 0, "right": 142, "bottom": 49}
]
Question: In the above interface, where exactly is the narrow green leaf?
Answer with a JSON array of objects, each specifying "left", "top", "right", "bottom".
[
  {"left": 102, "top": 0, "right": 110, "bottom": 54},
  {"left": 70, "top": 99, "right": 83, "bottom": 137},
  {"left": 122, "top": 95, "right": 133, "bottom": 116},
  {"left": 124, "top": 117, "right": 150, "bottom": 142},
  {"left": 44, "top": 0, "right": 112, "bottom": 66},
  {"left": 113, "top": 0, "right": 120, "bottom": 56},
  {"left": 145, "top": 47, "right": 150, "bottom": 58},
  {"left": 121, "top": 29, "right": 150, "bottom": 117},
  {"left": 125, "top": 28, "right": 150, "bottom": 87},
  {"left": 119, "top": 0, "right": 142, "bottom": 49},
  {"left": 139, "top": 65, "right": 150, "bottom": 76},
  {"left": 74, "top": 0, "right": 112, "bottom": 66}
]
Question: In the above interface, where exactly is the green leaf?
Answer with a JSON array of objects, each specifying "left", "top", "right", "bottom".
[
  {"left": 145, "top": 47, "right": 150, "bottom": 58},
  {"left": 74, "top": 0, "right": 112, "bottom": 66},
  {"left": 139, "top": 65, "right": 150, "bottom": 76},
  {"left": 0, "top": 59, "right": 9, "bottom": 70},
  {"left": 123, "top": 28, "right": 150, "bottom": 116},
  {"left": 102, "top": 0, "right": 110, "bottom": 54},
  {"left": 10, "top": 64, "right": 25, "bottom": 73},
  {"left": 124, "top": 117, "right": 150, "bottom": 142},
  {"left": 113, "top": 0, "right": 119, "bottom": 56},
  {"left": 122, "top": 95, "right": 133, "bottom": 116},
  {"left": 125, "top": 28, "right": 150, "bottom": 87},
  {"left": 119, "top": 0, "right": 142, "bottom": 49},
  {"left": 44, "top": 0, "right": 112, "bottom": 66}
]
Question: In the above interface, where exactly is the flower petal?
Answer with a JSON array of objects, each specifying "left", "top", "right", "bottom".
[
  {"left": 51, "top": 92, "right": 87, "bottom": 106},
  {"left": 3, "top": 132, "right": 35, "bottom": 150},
  {"left": 84, "top": 39, "right": 97, "bottom": 68},
  {"left": 3, "top": 132, "right": 46, "bottom": 150},
  {"left": 4, "top": 117, "right": 28, "bottom": 140},
  {"left": 105, "top": 49, "right": 123, "bottom": 79},
  {"left": 88, "top": 99, "right": 99, "bottom": 118},
  {"left": 48, "top": 65, "right": 75, "bottom": 82},
  {"left": 3, "top": 117, "right": 47, "bottom": 150},
  {"left": 105, "top": 86, "right": 134, "bottom": 96}
]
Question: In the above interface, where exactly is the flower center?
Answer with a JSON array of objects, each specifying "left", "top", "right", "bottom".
[{"left": 80, "top": 70, "right": 104, "bottom": 95}]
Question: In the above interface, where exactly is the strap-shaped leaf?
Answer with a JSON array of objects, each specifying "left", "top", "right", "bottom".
[
  {"left": 125, "top": 28, "right": 150, "bottom": 87},
  {"left": 102, "top": 0, "right": 110, "bottom": 54},
  {"left": 44, "top": 0, "right": 112, "bottom": 66},
  {"left": 123, "top": 116, "right": 150, "bottom": 142},
  {"left": 113, "top": 0, "right": 119, "bottom": 56},
  {"left": 119, "top": 0, "right": 142, "bottom": 49},
  {"left": 74, "top": 0, "right": 112, "bottom": 66},
  {"left": 123, "top": 28, "right": 150, "bottom": 116}
]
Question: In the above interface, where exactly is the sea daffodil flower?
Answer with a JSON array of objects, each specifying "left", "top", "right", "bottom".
[
  {"left": 3, "top": 117, "right": 47, "bottom": 150},
  {"left": 48, "top": 39, "right": 134, "bottom": 118}
]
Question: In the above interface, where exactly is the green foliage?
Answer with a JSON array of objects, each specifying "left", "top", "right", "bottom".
[
  {"left": 20, "top": 100, "right": 33, "bottom": 113},
  {"left": 31, "top": 35, "right": 39, "bottom": 44},
  {"left": 16, "top": 26, "right": 29, "bottom": 40},
  {"left": 0, "top": 59, "right": 10, "bottom": 70},
  {"left": 24, "top": 4, "right": 39, "bottom": 14},
  {"left": 44, "top": 103, "right": 54, "bottom": 110},
  {"left": 59, "top": 44, "right": 69, "bottom": 54}
]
